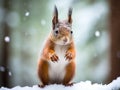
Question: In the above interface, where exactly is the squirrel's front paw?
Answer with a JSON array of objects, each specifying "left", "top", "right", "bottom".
[
  {"left": 65, "top": 51, "right": 73, "bottom": 61},
  {"left": 50, "top": 53, "right": 59, "bottom": 62}
]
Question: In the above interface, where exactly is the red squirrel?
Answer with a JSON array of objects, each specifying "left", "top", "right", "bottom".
[{"left": 37, "top": 6, "right": 76, "bottom": 87}]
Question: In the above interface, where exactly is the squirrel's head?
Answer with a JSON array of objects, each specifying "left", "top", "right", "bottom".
[{"left": 50, "top": 6, "right": 73, "bottom": 45}]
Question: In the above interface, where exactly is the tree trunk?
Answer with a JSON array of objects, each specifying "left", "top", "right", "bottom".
[
  {"left": 108, "top": 0, "right": 120, "bottom": 83},
  {"left": 0, "top": 0, "right": 10, "bottom": 87}
]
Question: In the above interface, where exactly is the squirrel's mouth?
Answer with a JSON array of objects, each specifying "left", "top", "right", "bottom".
[
  {"left": 54, "top": 40, "right": 70, "bottom": 45},
  {"left": 63, "top": 40, "right": 68, "bottom": 45},
  {"left": 62, "top": 40, "right": 71, "bottom": 45}
]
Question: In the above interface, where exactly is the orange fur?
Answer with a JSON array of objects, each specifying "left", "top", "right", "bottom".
[
  {"left": 63, "top": 61, "right": 75, "bottom": 85},
  {"left": 38, "top": 59, "right": 49, "bottom": 85}
]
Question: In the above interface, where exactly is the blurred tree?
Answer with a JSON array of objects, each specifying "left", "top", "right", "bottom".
[
  {"left": 108, "top": 0, "right": 120, "bottom": 83},
  {"left": 0, "top": 0, "right": 11, "bottom": 87}
]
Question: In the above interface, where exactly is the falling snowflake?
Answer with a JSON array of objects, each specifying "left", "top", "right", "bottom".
[
  {"left": 41, "top": 19, "right": 46, "bottom": 26},
  {"left": 95, "top": 31, "right": 100, "bottom": 37},
  {"left": 6, "top": 12, "right": 20, "bottom": 28},
  {"left": 8, "top": 71, "right": 12, "bottom": 76},
  {"left": 4, "top": 36, "right": 10, "bottom": 42},
  {"left": 0, "top": 66, "right": 5, "bottom": 72},
  {"left": 25, "top": 12, "right": 30, "bottom": 16}
]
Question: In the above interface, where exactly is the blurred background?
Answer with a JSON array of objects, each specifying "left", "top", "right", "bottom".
[{"left": 0, "top": 0, "right": 120, "bottom": 88}]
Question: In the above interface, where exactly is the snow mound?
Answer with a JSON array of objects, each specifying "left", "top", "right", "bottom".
[{"left": 1, "top": 77, "right": 120, "bottom": 90}]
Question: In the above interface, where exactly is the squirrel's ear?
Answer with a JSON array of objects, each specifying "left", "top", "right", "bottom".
[
  {"left": 68, "top": 7, "right": 72, "bottom": 24},
  {"left": 52, "top": 5, "right": 58, "bottom": 29}
]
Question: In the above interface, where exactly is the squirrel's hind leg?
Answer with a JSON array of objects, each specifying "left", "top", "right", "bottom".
[
  {"left": 38, "top": 59, "right": 49, "bottom": 87},
  {"left": 63, "top": 61, "right": 75, "bottom": 86},
  {"left": 38, "top": 84, "right": 45, "bottom": 88}
]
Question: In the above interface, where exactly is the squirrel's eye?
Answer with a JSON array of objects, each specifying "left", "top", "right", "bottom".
[
  {"left": 55, "top": 30, "right": 59, "bottom": 34},
  {"left": 71, "top": 31, "right": 73, "bottom": 34}
]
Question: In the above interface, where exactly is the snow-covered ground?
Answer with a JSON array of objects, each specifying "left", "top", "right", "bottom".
[{"left": 1, "top": 77, "right": 120, "bottom": 90}]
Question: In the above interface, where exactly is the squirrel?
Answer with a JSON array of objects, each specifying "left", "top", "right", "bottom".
[{"left": 37, "top": 6, "right": 76, "bottom": 87}]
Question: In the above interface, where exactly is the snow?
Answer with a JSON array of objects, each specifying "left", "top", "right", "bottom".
[
  {"left": 25, "top": 12, "right": 30, "bottom": 16},
  {"left": 95, "top": 31, "right": 101, "bottom": 37},
  {"left": 8, "top": 71, "right": 12, "bottom": 76},
  {"left": 1, "top": 77, "right": 120, "bottom": 90},
  {"left": 6, "top": 12, "right": 20, "bottom": 28},
  {"left": 0, "top": 66, "right": 5, "bottom": 72},
  {"left": 41, "top": 19, "right": 46, "bottom": 26},
  {"left": 4, "top": 36, "right": 10, "bottom": 42}
]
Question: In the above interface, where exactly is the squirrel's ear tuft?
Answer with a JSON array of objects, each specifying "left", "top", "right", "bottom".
[
  {"left": 68, "top": 7, "right": 72, "bottom": 24},
  {"left": 52, "top": 5, "right": 58, "bottom": 29}
]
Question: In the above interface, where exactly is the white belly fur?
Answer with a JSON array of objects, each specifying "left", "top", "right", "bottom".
[{"left": 48, "top": 45, "right": 69, "bottom": 83}]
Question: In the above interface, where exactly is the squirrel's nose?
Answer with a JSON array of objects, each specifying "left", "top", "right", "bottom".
[{"left": 63, "top": 38, "right": 67, "bottom": 43}]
